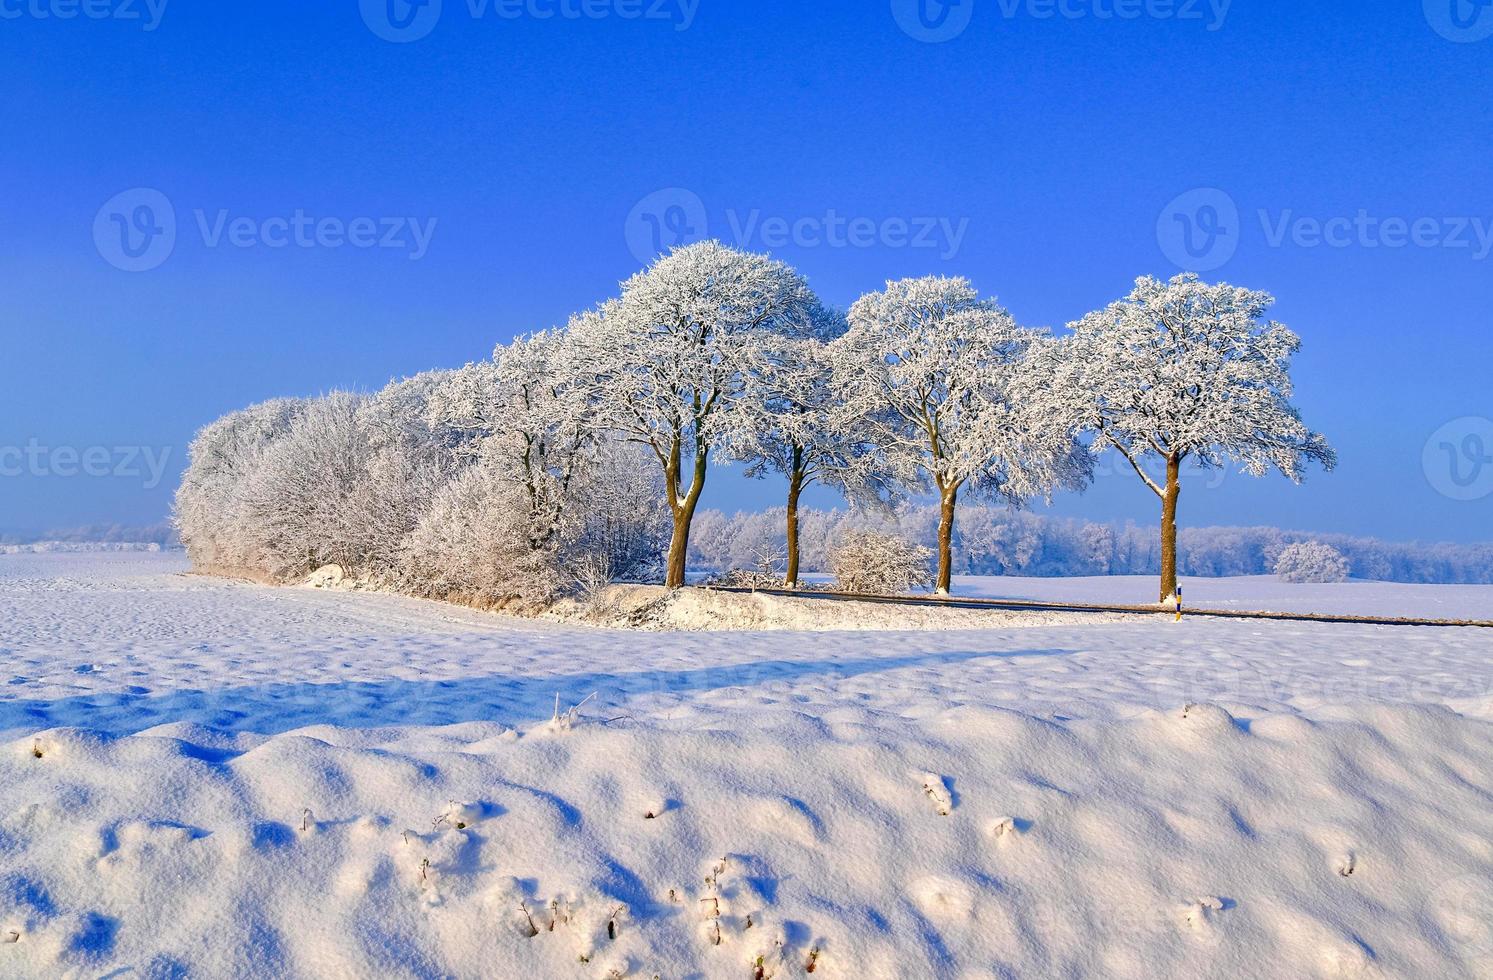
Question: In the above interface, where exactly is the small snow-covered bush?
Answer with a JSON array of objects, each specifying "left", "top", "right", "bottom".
[
  {"left": 1275, "top": 541, "right": 1350, "bottom": 584},
  {"left": 829, "top": 530, "right": 932, "bottom": 594}
]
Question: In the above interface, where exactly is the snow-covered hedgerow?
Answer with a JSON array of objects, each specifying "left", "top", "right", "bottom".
[
  {"left": 1275, "top": 540, "right": 1351, "bottom": 584},
  {"left": 396, "top": 462, "right": 567, "bottom": 607},
  {"left": 174, "top": 346, "right": 670, "bottom": 606},
  {"left": 828, "top": 529, "right": 933, "bottom": 594},
  {"left": 173, "top": 396, "right": 307, "bottom": 573}
]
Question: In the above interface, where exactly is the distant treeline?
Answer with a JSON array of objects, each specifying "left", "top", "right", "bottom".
[
  {"left": 688, "top": 506, "right": 1493, "bottom": 585},
  {"left": 0, "top": 522, "right": 180, "bottom": 548}
]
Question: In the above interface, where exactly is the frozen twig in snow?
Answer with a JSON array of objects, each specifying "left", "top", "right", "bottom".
[
  {"left": 550, "top": 691, "right": 597, "bottom": 731},
  {"left": 705, "top": 857, "right": 727, "bottom": 890},
  {"left": 921, "top": 773, "right": 953, "bottom": 815},
  {"left": 607, "top": 904, "right": 626, "bottom": 940},
  {"left": 990, "top": 816, "right": 1021, "bottom": 841},
  {"left": 1179, "top": 896, "right": 1226, "bottom": 932}
]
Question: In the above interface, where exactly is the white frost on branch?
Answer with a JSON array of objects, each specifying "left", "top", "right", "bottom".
[
  {"left": 567, "top": 241, "right": 830, "bottom": 586},
  {"left": 1042, "top": 273, "right": 1337, "bottom": 490},
  {"left": 831, "top": 275, "right": 1090, "bottom": 591}
]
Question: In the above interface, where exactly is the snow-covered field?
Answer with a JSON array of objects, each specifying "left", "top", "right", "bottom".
[
  {"left": 952, "top": 574, "right": 1493, "bottom": 621},
  {"left": 4, "top": 553, "right": 1493, "bottom": 977}
]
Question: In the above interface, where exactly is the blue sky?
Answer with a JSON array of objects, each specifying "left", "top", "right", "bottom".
[{"left": 2, "top": 0, "right": 1490, "bottom": 541}]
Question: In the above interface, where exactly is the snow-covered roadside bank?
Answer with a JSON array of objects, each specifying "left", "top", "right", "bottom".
[
  {"left": 4, "top": 553, "right": 1493, "bottom": 977},
  {"left": 544, "top": 584, "right": 1137, "bottom": 633}
]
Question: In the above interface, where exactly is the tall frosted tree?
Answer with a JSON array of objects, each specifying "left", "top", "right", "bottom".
[
  {"left": 732, "top": 306, "right": 894, "bottom": 587},
  {"left": 569, "top": 241, "right": 828, "bottom": 588},
  {"left": 833, "top": 276, "right": 1089, "bottom": 595},
  {"left": 1045, "top": 273, "right": 1336, "bottom": 602}
]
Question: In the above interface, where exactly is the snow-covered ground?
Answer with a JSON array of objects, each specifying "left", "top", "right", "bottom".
[
  {"left": 952, "top": 574, "right": 1493, "bottom": 621},
  {"left": 3, "top": 553, "right": 1493, "bottom": 977}
]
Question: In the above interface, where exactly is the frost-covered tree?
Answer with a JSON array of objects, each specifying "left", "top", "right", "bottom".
[
  {"left": 427, "top": 331, "right": 598, "bottom": 558},
  {"left": 1043, "top": 274, "right": 1336, "bottom": 602},
  {"left": 568, "top": 241, "right": 828, "bottom": 588},
  {"left": 1275, "top": 540, "right": 1350, "bottom": 584},
  {"left": 833, "top": 276, "right": 1090, "bottom": 594},
  {"left": 489, "top": 332, "right": 597, "bottom": 553},
  {"left": 731, "top": 306, "right": 894, "bottom": 587}
]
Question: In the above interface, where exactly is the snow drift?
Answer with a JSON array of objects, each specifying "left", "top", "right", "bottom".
[{"left": 4, "top": 702, "right": 1492, "bottom": 977}]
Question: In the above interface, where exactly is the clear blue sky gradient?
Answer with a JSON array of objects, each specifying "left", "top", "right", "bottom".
[{"left": 2, "top": 0, "right": 1490, "bottom": 541}]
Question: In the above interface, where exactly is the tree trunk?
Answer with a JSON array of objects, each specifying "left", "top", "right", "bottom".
[
  {"left": 936, "top": 483, "right": 959, "bottom": 595},
  {"left": 664, "top": 448, "right": 709, "bottom": 589},
  {"left": 665, "top": 509, "right": 691, "bottom": 589},
  {"left": 785, "top": 451, "right": 804, "bottom": 589},
  {"left": 1159, "top": 453, "right": 1182, "bottom": 603}
]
